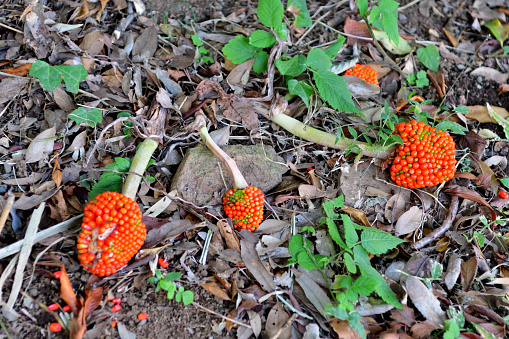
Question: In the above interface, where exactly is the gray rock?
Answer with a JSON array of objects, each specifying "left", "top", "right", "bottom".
[{"left": 171, "top": 144, "right": 287, "bottom": 206}]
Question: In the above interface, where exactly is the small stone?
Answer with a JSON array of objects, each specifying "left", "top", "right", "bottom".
[
  {"left": 399, "top": 14, "right": 407, "bottom": 24},
  {"left": 28, "top": 288, "right": 38, "bottom": 297},
  {"left": 138, "top": 300, "right": 145, "bottom": 307},
  {"left": 476, "top": 76, "right": 483, "bottom": 84},
  {"left": 457, "top": 64, "right": 465, "bottom": 70}
]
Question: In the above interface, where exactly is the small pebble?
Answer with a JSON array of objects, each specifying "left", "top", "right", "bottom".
[
  {"left": 476, "top": 76, "right": 483, "bottom": 84},
  {"left": 29, "top": 288, "right": 38, "bottom": 297},
  {"left": 138, "top": 301, "right": 145, "bottom": 307},
  {"left": 457, "top": 64, "right": 465, "bottom": 70},
  {"left": 476, "top": 84, "right": 483, "bottom": 89},
  {"left": 399, "top": 14, "right": 407, "bottom": 24}
]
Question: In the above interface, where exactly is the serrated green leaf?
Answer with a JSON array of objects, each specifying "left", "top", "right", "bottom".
[
  {"left": 297, "top": 250, "right": 317, "bottom": 270},
  {"left": 257, "top": 0, "right": 284, "bottom": 28},
  {"left": 345, "top": 289, "right": 358, "bottom": 302},
  {"left": 306, "top": 48, "right": 332, "bottom": 71},
  {"left": 249, "top": 30, "right": 277, "bottom": 48},
  {"left": 360, "top": 229, "right": 404, "bottom": 255},
  {"left": 313, "top": 70, "right": 359, "bottom": 113},
  {"left": 344, "top": 253, "right": 357, "bottom": 274},
  {"left": 274, "top": 22, "right": 288, "bottom": 40},
  {"left": 434, "top": 120, "right": 468, "bottom": 135},
  {"left": 325, "top": 304, "right": 348, "bottom": 320},
  {"left": 288, "top": 234, "right": 313, "bottom": 259},
  {"left": 371, "top": 30, "right": 411, "bottom": 55},
  {"left": 453, "top": 105, "right": 470, "bottom": 114},
  {"left": 341, "top": 214, "right": 358, "bottom": 248},
  {"left": 382, "top": 13, "right": 399, "bottom": 44},
  {"left": 29, "top": 61, "right": 62, "bottom": 92},
  {"left": 357, "top": 0, "right": 368, "bottom": 16},
  {"left": 69, "top": 107, "right": 103, "bottom": 127},
  {"left": 416, "top": 45, "right": 440, "bottom": 72},
  {"left": 253, "top": 51, "right": 269, "bottom": 73},
  {"left": 323, "top": 36, "right": 346, "bottom": 59},
  {"left": 222, "top": 36, "right": 260, "bottom": 64},
  {"left": 352, "top": 275, "right": 380, "bottom": 295},
  {"left": 54, "top": 65, "right": 87, "bottom": 93},
  {"left": 287, "top": 0, "right": 312, "bottom": 27},
  {"left": 88, "top": 157, "right": 131, "bottom": 199},
  {"left": 348, "top": 312, "right": 367, "bottom": 339},
  {"left": 288, "top": 79, "right": 314, "bottom": 107},
  {"left": 327, "top": 218, "right": 348, "bottom": 250},
  {"left": 275, "top": 55, "right": 306, "bottom": 76},
  {"left": 353, "top": 245, "right": 402, "bottom": 308}
]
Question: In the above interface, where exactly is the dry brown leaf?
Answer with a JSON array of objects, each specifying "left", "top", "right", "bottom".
[
  {"left": 52, "top": 86, "right": 75, "bottom": 112},
  {"left": 395, "top": 206, "right": 422, "bottom": 236},
  {"left": 80, "top": 30, "right": 104, "bottom": 55},
  {"left": 461, "top": 256, "right": 478, "bottom": 291},
  {"left": 226, "top": 59, "right": 255, "bottom": 86},
  {"left": 330, "top": 318, "right": 362, "bottom": 339},
  {"left": 410, "top": 320, "right": 438, "bottom": 339},
  {"left": 442, "top": 27, "right": 458, "bottom": 47},
  {"left": 52, "top": 156, "right": 62, "bottom": 187},
  {"left": 265, "top": 303, "right": 291, "bottom": 339},
  {"left": 390, "top": 306, "right": 416, "bottom": 327},
  {"left": 341, "top": 205, "right": 371, "bottom": 228},
  {"left": 25, "top": 126, "right": 56, "bottom": 163},
  {"left": 200, "top": 281, "right": 231, "bottom": 301},
  {"left": 217, "top": 220, "right": 240, "bottom": 252},
  {"left": 255, "top": 219, "right": 289, "bottom": 234},
  {"left": 465, "top": 105, "right": 509, "bottom": 123},
  {"left": 132, "top": 26, "right": 158, "bottom": 62},
  {"left": 344, "top": 17, "right": 371, "bottom": 46},
  {"left": 59, "top": 265, "right": 79, "bottom": 316},
  {"left": 240, "top": 239, "right": 275, "bottom": 292},
  {"left": 444, "top": 185, "right": 496, "bottom": 222},
  {"left": 470, "top": 67, "right": 509, "bottom": 84},
  {"left": 223, "top": 97, "right": 259, "bottom": 130},
  {"left": 0, "top": 63, "right": 32, "bottom": 80},
  {"left": 293, "top": 269, "right": 332, "bottom": 315},
  {"left": 102, "top": 68, "right": 123, "bottom": 88},
  {"left": 444, "top": 252, "right": 461, "bottom": 291}
]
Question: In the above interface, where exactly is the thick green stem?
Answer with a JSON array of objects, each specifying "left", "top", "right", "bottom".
[
  {"left": 270, "top": 113, "right": 394, "bottom": 160},
  {"left": 198, "top": 125, "right": 248, "bottom": 189},
  {"left": 122, "top": 138, "right": 159, "bottom": 200}
]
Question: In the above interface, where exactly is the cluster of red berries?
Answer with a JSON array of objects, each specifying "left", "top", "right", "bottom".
[
  {"left": 344, "top": 64, "right": 379, "bottom": 86},
  {"left": 223, "top": 186, "right": 264, "bottom": 232},
  {"left": 390, "top": 120, "right": 456, "bottom": 189},
  {"left": 77, "top": 192, "right": 146, "bottom": 277}
]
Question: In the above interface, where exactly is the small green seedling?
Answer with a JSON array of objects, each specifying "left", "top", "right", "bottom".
[
  {"left": 149, "top": 269, "right": 194, "bottom": 305},
  {"left": 416, "top": 45, "right": 440, "bottom": 72},
  {"left": 191, "top": 35, "right": 214, "bottom": 64},
  {"left": 406, "top": 70, "right": 429, "bottom": 88}
]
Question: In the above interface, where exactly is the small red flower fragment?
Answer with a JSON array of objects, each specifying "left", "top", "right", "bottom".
[
  {"left": 158, "top": 258, "right": 169, "bottom": 268},
  {"left": 48, "top": 303, "right": 59, "bottom": 311},
  {"left": 62, "top": 305, "right": 70, "bottom": 312},
  {"left": 111, "top": 298, "right": 122, "bottom": 303},
  {"left": 53, "top": 271, "right": 62, "bottom": 279},
  {"left": 111, "top": 320, "right": 117, "bottom": 328},
  {"left": 499, "top": 190, "right": 508, "bottom": 199},
  {"left": 49, "top": 323, "right": 62, "bottom": 332},
  {"left": 137, "top": 312, "right": 149, "bottom": 321},
  {"left": 111, "top": 304, "right": 122, "bottom": 313}
]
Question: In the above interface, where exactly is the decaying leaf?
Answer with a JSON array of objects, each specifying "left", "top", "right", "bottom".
[
  {"left": 25, "top": 126, "right": 56, "bottom": 163},
  {"left": 405, "top": 276, "right": 446, "bottom": 326},
  {"left": 240, "top": 239, "right": 275, "bottom": 292},
  {"left": 265, "top": 303, "right": 291, "bottom": 339},
  {"left": 444, "top": 185, "right": 496, "bottom": 222},
  {"left": 201, "top": 281, "right": 231, "bottom": 301},
  {"left": 395, "top": 206, "right": 422, "bottom": 236},
  {"left": 461, "top": 256, "right": 478, "bottom": 291}
]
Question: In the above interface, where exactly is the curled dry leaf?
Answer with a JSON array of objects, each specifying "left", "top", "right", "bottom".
[
  {"left": 25, "top": 126, "right": 56, "bottom": 163},
  {"left": 200, "top": 281, "right": 231, "bottom": 301},
  {"left": 444, "top": 185, "right": 496, "bottom": 222},
  {"left": 444, "top": 252, "right": 462, "bottom": 290},
  {"left": 265, "top": 303, "right": 291, "bottom": 339},
  {"left": 460, "top": 256, "right": 478, "bottom": 291}
]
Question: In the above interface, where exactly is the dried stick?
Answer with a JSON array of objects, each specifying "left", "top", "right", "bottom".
[
  {"left": 413, "top": 196, "right": 459, "bottom": 249},
  {"left": 0, "top": 192, "right": 15, "bottom": 235},
  {"left": 268, "top": 313, "right": 298, "bottom": 339}
]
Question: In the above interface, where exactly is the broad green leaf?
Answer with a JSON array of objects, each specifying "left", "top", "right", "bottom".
[
  {"left": 29, "top": 61, "right": 62, "bottom": 91},
  {"left": 287, "top": 0, "right": 312, "bottom": 27},
  {"left": 379, "top": 0, "right": 399, "bottom": 44},
  {"left": 345, "top": 289, "right": 358, "bottom": 302},
  {"left": 182, "top": 290, "right": 194, "bottom": 305},
  {"left": 327, "top": 218, "right": 348, "bottom": 250},
  {"left": 453, "top": 105, "right": 470, "bottom": 114},
  {"left": 275, "top": 55, "right": 306, "bottom": 76},
  {"left": 288, "top": 79, "right": 314, "bottom": 107},
  {"left": 333, "top": 195, "right": 344, "bottom": 208},
  {"left": 348, "top": 312, "right": 367, "bottom": 339},
  {"left": 434, "top": 120, "right": 468, "bottom": 135},
  {"left": 222, "top": 36, "right": 260, "bottom": 64},
  {"left": 416, "top": 45, "right": 440, "bottom": 72},
  {"left": 164, "top": 272, "right": 182, "bottom": 281},
  {"left": 360, "top": 229, "right": 404, "bottom": 255},
  {"left": 257, "top": 0, "right": 284, "bottom": 28},
  {"left": 288, "top": 234, "right": 313, "bottom": 259},
  {"left": 341, "top": 214, "right": 358, "bottom": 248},
  {"left": 253, "top": 51, "right": 269, "bottom": 73},
  {"left": 306, "top": 48, "right": 332, "bottom": 71},
  {"left": 500, "top": 177, "right": 509, "bottom": 188},
  {"left": 354, "top": 245, "right": 402, "bottom": 308},
  {"left": 296, "top": 251, "right": 317, "bottom": 270},
  {"left": 191, "top": 34, "right": 204, "bottom": 46},
  {"left": 274, "top": 22, "right": 288, "bottom": 40},
  {"left": 325, "top": 304, "right": 348, "bottom": 320},
  {"left": 484, "top": 19, "right": 509, "bottom": 47},
  {"left": 249, "top": 30, "right": 276, "bottom": 48},
  {"left": 69, "top": 107, "right": 103, "bottom": 127},
  {"left": 313, "top": 70, "right": 359, "bottom": 113},
  {"left": 371, "top": 30, "right": 411, "bottom": 55},
  {"left": 344, "top": 253, "right": 357, "bottom": 274},
  {"left": 323, "top": 36, "right": 346, "bottom": 59},
  {"left": 352, "top": 275, "right": 380, "bottom": 295},
  {"left": 357, "top": 0, "right": 368, "bottom": 16},
  {"left": 88, "top": 157, "right": 131, "bottom": 199},
  {"left": 54, "top": 65, "right": 88, "bottom": 93}
]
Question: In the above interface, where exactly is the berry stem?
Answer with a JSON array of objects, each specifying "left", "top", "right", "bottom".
[
  {"left": 193, "top": 112, "right": 249, "bottom": 189},
  {"left": 270, "top": 108, "right": 394, "bottom": 160}
]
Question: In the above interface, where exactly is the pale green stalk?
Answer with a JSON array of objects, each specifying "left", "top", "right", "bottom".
[{"left": 122, "top": 138, "right": 159, "bottom": 200}]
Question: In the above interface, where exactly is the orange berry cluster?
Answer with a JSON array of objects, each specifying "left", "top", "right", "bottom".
[
  {"left": 77, "top": 192, "right": 146, "bottom": 277},
  {"left": 390, "top": 120, "right": 456, "bottom": 189},
  {"left": 344, "top": 64, "right": 379, "bottom": 86},
  {"left": 223, "top": 186, "right": 264, "bottom": 232}
]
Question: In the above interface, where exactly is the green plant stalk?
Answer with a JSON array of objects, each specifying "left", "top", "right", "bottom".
[
  {"left": 270, "top": 113, "right": 394, "bottom": 160},
  {"left": 198, "top": 125, "right": 249, "bottom": 189},
  {"left": 122, "top": 138, "right": 158, "bottom": 200}
]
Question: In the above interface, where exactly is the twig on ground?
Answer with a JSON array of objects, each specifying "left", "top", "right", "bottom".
[
  {"left": 0, "top": 191, "right": 15, "bottom": 235},
  {"left": 413, "top": 196, "right": 459, "bottom": 249},
  {"left": 192, "top": 302, "right": 252, "bottom": 329},
  {"left": 398, "top": 0, "right": 424, "bottom": 11}
]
